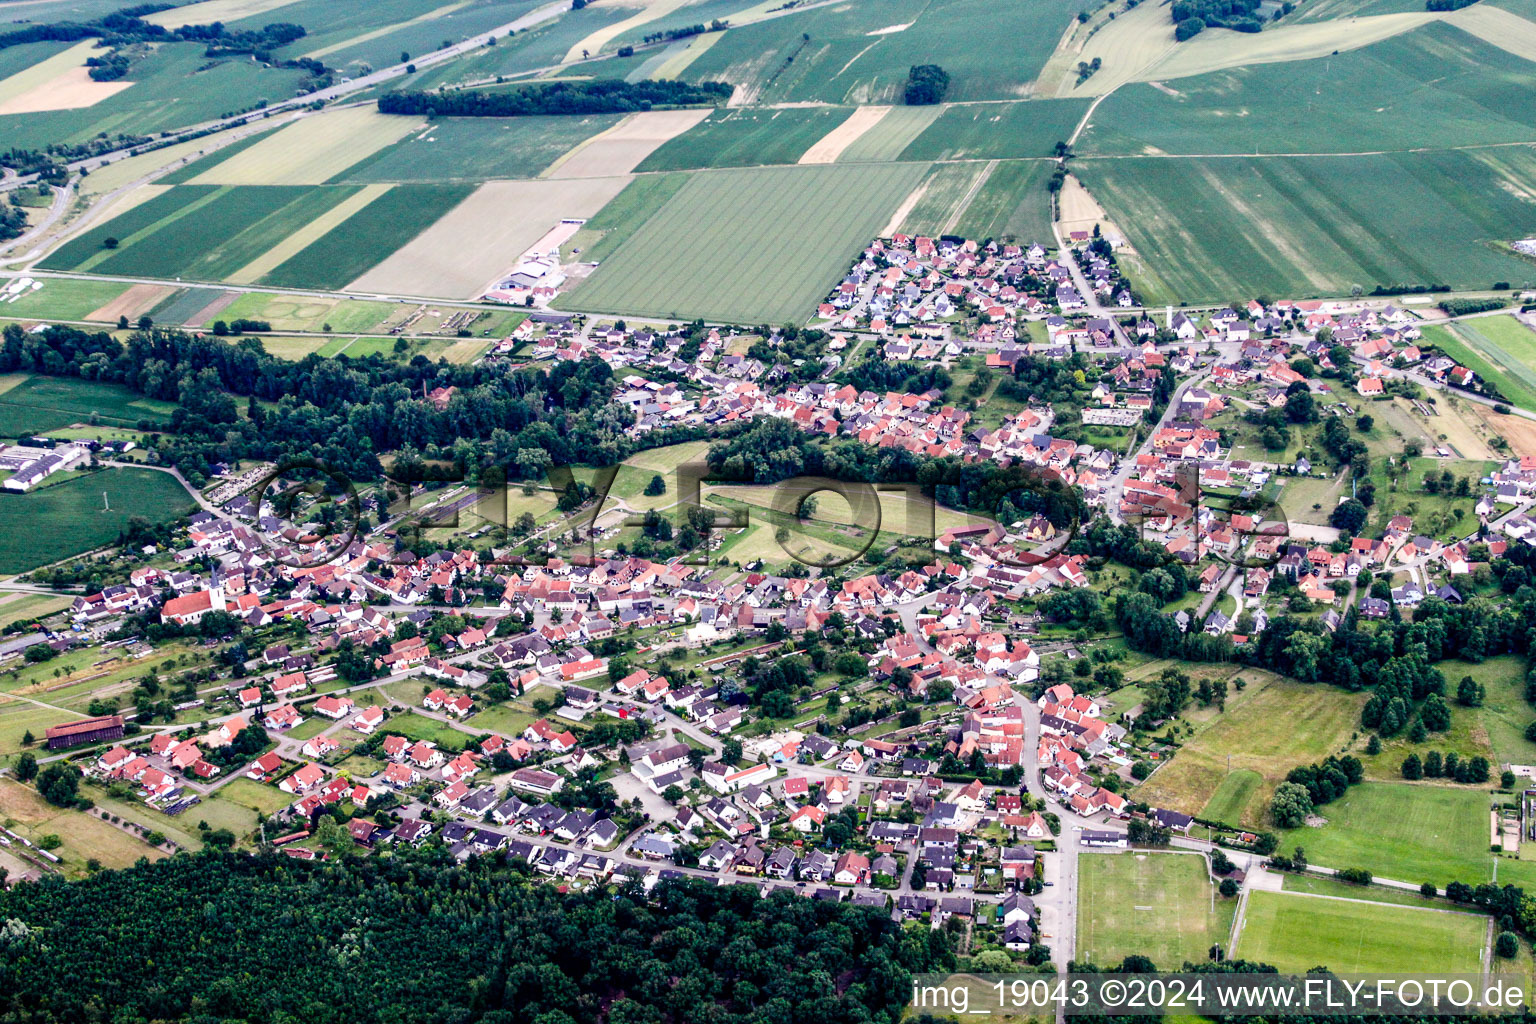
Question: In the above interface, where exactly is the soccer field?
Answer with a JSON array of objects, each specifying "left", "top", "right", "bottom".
[
  {"left": 560, "top": 162, "right": 927, "bottom": 323},
  {"left": 1077, "top": 852, "right": 1236, "bottom": 968},
  {"left": 1236, "top": 891, "right": 1487, "bottom": 973}
]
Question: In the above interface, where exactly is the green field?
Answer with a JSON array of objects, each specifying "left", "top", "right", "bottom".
[
  {"left": 1277, "top": 782, "right": 1493, "bottom": 887},
  {"left": 1236, "top": 891, "right": 1487, "bottom": 973},
  {"left": 564, "top": 172, "right": 691, "bottom": 263},
  {"left": 637, "top": 107, "right": 856, "bottom": 171},
  {"left": 334, "top": 114, "right": 624, "bottom": 182},
  {"left": 681, "top": 0, "right": 1081, "bottom": 104},
  {"left": 0, "top": 278, "right": 130, "bottom": 322},
  {"left": 1075, "top": 148, "right": 1536, "bottom": 305},
  {"left": 213, "top": 293, "right": 400, "bottom": 334},
  {"left": 948, "top": 159, "right": 1056, "bottom": 243},
  {"left": 0, "top": 43, "right": 312, "bottom": 152},
  {"left": 0, "top": 376, "right": 175, "bottom": 436},
  {"left": 898, "top": 162, "right": 992, "bottom": 237},
  {"left": 0, "top": 468, "right": 195, "bottom": 572},
  {"left": 1082, "top": 23, "right": 1536, "bottom": 156},
  {"left": 561, "top": 162, "right": 926, "bottom": 323},
  {"left": 1135, "top": 673, "right": 1366, "bottom": 828},
  {"left": 258, "top": 183, "right": 475, "bottom": 290},
  {"left": 1077, "top": 852, "right": 1236, "bottom": 968},
  {"left": 147, "top": 286, "right": 225, "bottom": 326},
  {"left": 43, "top": 185, "right": 364, "bottom": 282},
  {"left": 381, "top": 710, "right": 470, "bottom": 752},
  {"left": 1426, "top": 317, "right": 1536, "bottom": 413},
  {"left": 899, "top": 100, "right": 1091, "bottom": 161}
]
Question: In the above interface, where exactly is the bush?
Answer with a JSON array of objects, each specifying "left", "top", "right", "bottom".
[
  {"left": 1337, "top": 867, "right": 1372, "bottom": 885},
  {"left": 1174, "top": 16, "right": 1205, "bottom": 39},
  {"left": 1496, "top": 932, "right": 1520, "bottom": 959}
]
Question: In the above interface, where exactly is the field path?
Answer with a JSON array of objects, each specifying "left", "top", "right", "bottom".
[{"left": 940, "top": 158, "right": 995, "bottom": 235}]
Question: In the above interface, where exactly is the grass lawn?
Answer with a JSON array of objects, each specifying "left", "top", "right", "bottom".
[
  {"left": 380, "top": 710, "right": 470, "bottom": 752},
  {"left": 1236, "top": 890, "right": 1487, "bottom": 973},
  {"left": 335, "top": 752, "right": 387, "bottom": 778},
  {"left": 468, "top": 703, "right": 542, "bottom": 738},
  {"left": 1277, "top": 782, "right": 1494, "bottom": 887},
  {"left": 0, "top": 594, "right": 72, "bottom": 630},
  {"left": 0, "top": 703, "right": 77, "bottom": 762},
  {"left": 1281, "top": 872, "right": 1458, "bottom": 909},
  {"left": 217, "top": 776, "right": 293, "bottom": 816},
  {"left": 285, "top": 716, "right": 332, "bottom": 741},
  {"left": 1427, "top": 319, "right": 1536, "bottom": 414},
  {"left": 1077, "top": 852, "right": 1236, "bottom": 968},
  {"left": 1134, "top": 672, "right": 1366, "bottom": 828},
  {"left": 0, "top": 277, "right": 131, "bottom": 322}
]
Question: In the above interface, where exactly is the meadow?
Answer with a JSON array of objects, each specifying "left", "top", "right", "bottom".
[
  {"left": 0, "top": 468, "right": 195, "bottom": 572},
  {"left": 1275, "top": 782, "right": 1493, "bottom": 887},
  {"left": 336, "top": 114, "right": 625, "bottom": 182},
  {"left": 1076, "top": 852, "right": 1235, "bottom": 967},
  {"left": 560, "top": 161, "right": 927, "bottom": 323},
  {"left": 1133, "top": 672, "right": 1365, "bottom": 828},
  {"left": 681, "top": 0, "right": 1081, "bottom": 104},
  {"left": 0, "top": 780, "right": 167, "bottom": 877},
  {"left": 636, "top": 107, "right": 856, "bottom": 171},
  {"left": 1074, "top": 149, "right": 1536, "bottom": 305},
  {"left": 899, "top": 100, "right": 1091, "bottom": 161},
  {"left": 1235, "top": 891, "right": 1487, "bottom": 973},
  {"left": 0, "top": 376, "right": 174, "bottom": 436}
]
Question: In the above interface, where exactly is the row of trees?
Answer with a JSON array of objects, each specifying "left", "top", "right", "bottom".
[{"left": 379, "top": 79, "right": 733, "bottom": 117}]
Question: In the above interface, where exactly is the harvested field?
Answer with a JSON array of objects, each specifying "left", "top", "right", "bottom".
[
  {"left": 1446, "top": 2, "right": 1536, "bottom": 59},
  {"left": 0, "top": 65, "right": 133, "bottom": 115},
  {"left": 1467, "top": 402, "right": 1536, "bottom": 458},
  {"left": 799, "top": 105, "right": 891, "bottom": 164},
  {"left": 1054, "top": 173, "right": 1126, "bottom": 243},
  {"left": 189, "top": 107, "right": 422, "bottom": 186},
  {"left": 1144, "top": 10, "right": 1441, "bottom": 80},
  {"left": 86, "top": 282, "right": 175, "bottom": 324},
  {"left": 144, "top": 0, "right": 301, "bottom": 26},
  {"left": 546, "top": 108, "right": 711, "bottom": 178},
  {"left": 227, "top": 184, "right": 393, "bottom": 284},
  {"left": 349, "top": 176, "right": 632, "bottom": 298},
  {"left": 0, "top": 41, "right": 109, "bottom": 109},
  {"left": 561, "top": 162, "right": 926, "bottom": 323}
]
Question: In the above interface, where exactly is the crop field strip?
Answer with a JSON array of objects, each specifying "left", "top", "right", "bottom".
[
  {"left": 336, "top": 114, "right": 626, "bottom": 182},
  {"left": 1420, "top": 323, "right": 1536, "bottom": 414},
  {"left": 835, "top": 103, "right": 944, "bottom": 162},
  {"left": 545, "top": 108, "right": 712, "bottom": 178},
  {"left": 226, "top": 184, "right": 394, "bottom": 284},
  {"left": 636, "top": 107, "right": 857, "bottom": 171},
  {"left": 896, "top": 162, "right": 993, "bottom": 237},
  {"left": 949, "top": 159, "right": 1055, "bottom": 243},
  {"left": 187, "top": 107, "right": 425, "bottom": 186},
  {"left": 560, "top": 161, "right": 927, "bottom": 323}
]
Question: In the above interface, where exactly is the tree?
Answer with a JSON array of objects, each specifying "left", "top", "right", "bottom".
[
  {"left": 644, "top": 473, "right": 665, "bottom": 496},
  {"left": 1457, "top": 675, "right": 1484, "bottom": 707},
  {"left": 36, "top": 763, "right": 80, "bottom": 807},
  {"left": 1269, "top": 781, "right": 1313, "bottom": 828},
  {"left": 19, "top": 730, "right": 33, "bottom": 747},
  {"left": 1497, "top": 932, "right": 1520, "bottom": 959},
  {"left": 1401, "top": 752, "right": 1423, "bottom": 780},
  {"left": 903, "top": 64, "right": 950, "bottom": 104},
  {"left": 661, "top": 784, "right": 684, "bottom": 804},
  {"left": 1420, "top": 693, "right": 1451, "bottom": 732},
  {"left": 13, "top": 751, "right": 37, "bottom": 782},
  {"left": 1330, "top": 498, "right": 1368, "bottom": 533},
  {"left": 1218, "top": 878, "right": 1239, "bottom": 898},
  {"left": 315, "top": 817, "right": 353, "bottom": 858}
]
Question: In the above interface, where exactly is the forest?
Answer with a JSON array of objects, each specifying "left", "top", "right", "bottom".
[
  {"left": 379, "top": 80, "right": 733, "bottom": 118},
  {"left": 0, "top": 323, "right": 702, "bottom": 488},
  {"left": 0, "top": 851, "right": 952, "bottom": 1024}
]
